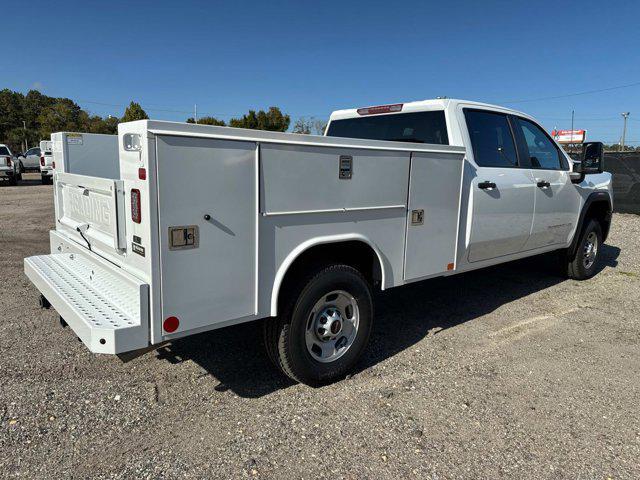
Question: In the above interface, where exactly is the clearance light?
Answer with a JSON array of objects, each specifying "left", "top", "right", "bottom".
[
  {"left": 138, "top": 168, "right": 147, "bottom": 180},
  {"left": 131, "top": 189, "right": 141, "bottom": 223},
  {"left": 163, "top": 316, "right": 179, "bottom": 333},
  {"left": 356, "top": 103, "right": 403, "bottom": 116}
]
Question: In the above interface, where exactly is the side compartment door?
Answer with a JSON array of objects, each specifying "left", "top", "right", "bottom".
[
  {"left": 463, "top": 109, "right": 535, "bottom": 262},
  {"left": 513, "top": 117, "right": 581, "bottom": 249},
  {"left": 156, "top": 135, "right": 257, "bottom": 335},
  {"left": 404, "top": 151, "right": 464, "bottom": 280}
]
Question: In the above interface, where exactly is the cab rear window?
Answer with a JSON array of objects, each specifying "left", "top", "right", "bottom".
[
  {"left": 326, "top": 111, "right": 449, "bottom": 145},
  {"left": 0, "top": 147, "right": 9, "bottom": 155}
]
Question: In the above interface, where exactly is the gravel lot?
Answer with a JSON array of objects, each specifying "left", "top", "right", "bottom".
[{"left": 1, "top": 174, "right": 639, "bottom": 479}]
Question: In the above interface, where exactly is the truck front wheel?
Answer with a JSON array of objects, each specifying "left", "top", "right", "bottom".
[
  {"left": 264, "top": 264, "right": 373, "bottom": 385},
  {"left": 567, "top": 218, "right": 603, "bottom": 280}
]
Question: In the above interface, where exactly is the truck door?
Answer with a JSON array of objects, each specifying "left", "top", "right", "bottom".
[
  {"left": 463, "top": 109, "right": 535, "bottom": 262},
  {"left": 155, "top": 135, "right": 257, "bottom": 335},
  {"left": 512, "top": 117, "right": 581, "bottom": 249}
]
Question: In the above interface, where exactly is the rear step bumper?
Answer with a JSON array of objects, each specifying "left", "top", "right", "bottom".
[{"left": 24, "top": 253, "right": 149, "bottom": 354}]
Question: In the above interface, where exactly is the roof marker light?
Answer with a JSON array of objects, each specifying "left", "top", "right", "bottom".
[{"left": 357, "top": 103, "right": 403, "bottom": 116}]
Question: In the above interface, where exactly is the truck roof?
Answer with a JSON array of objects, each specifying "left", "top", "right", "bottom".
[{"left": 329, "top": 98, "right": 531, "bottom": 121}]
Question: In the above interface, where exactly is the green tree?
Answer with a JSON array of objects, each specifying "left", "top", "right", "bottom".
[
  {"left": 0, "top": 88, "right": 122, "bottom": 152},
  {"left": 37, "top": 99, "right": 83, "bottom": 139},
  {"left": 80, "top": 113, "right": 119, "bottom": 134},
  {"left": 186, "top": 116, "right": 226, "bottom": 126},
  {"left": 121, "top": 101, "right": 149, "bottom": 123},
  {"left": 229, "top": 107, "right": 290, "bottom": 131}
]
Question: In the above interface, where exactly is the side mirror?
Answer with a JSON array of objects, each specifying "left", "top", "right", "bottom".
[{"left": 581, "top": 141, "right": 604, "bottom": 174}]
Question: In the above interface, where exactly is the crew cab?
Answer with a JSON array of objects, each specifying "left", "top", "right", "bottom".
[
  {"left": 39, "top": 140, "right": 54, "bottom": 184},
  {"left": 24, "top": 99, "right": 612, "bottom": 385}
]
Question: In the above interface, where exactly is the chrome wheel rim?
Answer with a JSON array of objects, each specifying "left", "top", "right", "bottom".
[
  {"left": 305, "top": 290, "right": 359, "bottom": 363},
  {"left": 583, "top": 231, "right": 598, "bottom": 269}
]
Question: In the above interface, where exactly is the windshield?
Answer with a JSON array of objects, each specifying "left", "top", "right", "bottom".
[{"left": 326, "top": 110, "right": 449, "bottom": 145}]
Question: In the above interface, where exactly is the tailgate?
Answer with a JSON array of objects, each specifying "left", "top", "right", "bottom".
[
  {"left": 25, "top": 251, "right": 149, "bottom": 354},
  {"left": 55, "top": 172, "right": 126, "bottom": 252}
]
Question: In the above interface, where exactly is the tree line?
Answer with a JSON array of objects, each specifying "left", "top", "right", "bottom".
[{"left": 1, "top": 88, "right": 326, "bottom": 154}]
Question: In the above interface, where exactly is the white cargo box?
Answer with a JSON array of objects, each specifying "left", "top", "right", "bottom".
[{"left": 29, "top": 120, "right": 466, "bottom": 356}]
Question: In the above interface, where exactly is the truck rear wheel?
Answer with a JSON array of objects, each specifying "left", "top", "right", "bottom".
[
  {"left": 567, "top": 218, "right": 603, "bottom": 280},
  {"left": 264, "top": 264, "right": 373, "bottom": 385}
]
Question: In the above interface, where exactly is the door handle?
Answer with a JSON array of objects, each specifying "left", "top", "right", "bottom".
[
  {"left": 478, "top": 181, "right": 497, "bottom": 190},
  {"left": 537, "top": 180, "right": 551, "bottom": 189}
]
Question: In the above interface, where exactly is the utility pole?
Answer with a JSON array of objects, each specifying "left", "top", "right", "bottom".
[
  {"left": 620, "top": 112, "right": 630, "bottom": 152},
  {"left": 570, "top": 109, "right": 575, "bottom": 155},
  {"left": 22, "top": 120, "right": 28, "bottom": 152},
  {"left": 194, "top": 104, "right": 198, "bottom": 124}
]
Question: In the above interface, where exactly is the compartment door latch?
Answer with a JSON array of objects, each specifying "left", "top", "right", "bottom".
[{"left": 169, "top": 225, "right": 199, "bottom": 250}]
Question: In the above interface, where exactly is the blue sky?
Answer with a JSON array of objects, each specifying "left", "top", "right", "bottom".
[{"left": 5, "top": 0, "right": 640, "bottom": 143}]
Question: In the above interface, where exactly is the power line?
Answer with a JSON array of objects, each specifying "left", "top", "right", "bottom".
[{"left": 498, "top": 80, "right": 640, "bottom": 104}]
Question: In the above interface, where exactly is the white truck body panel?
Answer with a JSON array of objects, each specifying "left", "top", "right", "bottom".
[
  {"left": 51, "top": 132, "right": 119, "bottom": 178},
  {"left": 24, "top": 99, "right": 613, "bottom": 357}
]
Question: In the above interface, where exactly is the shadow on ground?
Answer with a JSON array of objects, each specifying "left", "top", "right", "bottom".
[
  {"left": 1, "top": 176, "right": 48, "bottom": 187},
  {"left": 155, "top": 245, "right": 620, "bottom": 398}
]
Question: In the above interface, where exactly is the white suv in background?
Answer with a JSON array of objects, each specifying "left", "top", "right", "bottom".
[
  {"left": 39, "top": 140, "right": 54, "bottom": 184},
  {"left": 16, "top": 146, "right": 42, "bottom": 174},
  {"left": 0, "top": 144, "right": 18, "bottom": 185}
]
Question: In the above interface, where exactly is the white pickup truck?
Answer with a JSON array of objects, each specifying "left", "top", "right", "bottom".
[
  {"left": 39, "top": 140, "right": 54, "bottom": 184},
  {"left": 24, "top": 99, "right": 613, "bottom": 385}
]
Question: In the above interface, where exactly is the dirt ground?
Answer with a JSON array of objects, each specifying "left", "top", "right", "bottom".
[{"left": 1, "top": 174, "right": 639, "bottom": 479}]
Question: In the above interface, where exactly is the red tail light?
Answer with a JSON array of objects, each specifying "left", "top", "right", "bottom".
[
  {"left": 40, "top": 155, "right": 45, "bottom": 166},
  {"left": 131, "top": 189, "right": 141, "bottom": 223},
  {"left": 4, "top": 157, "right": 11, "bottom": 167}
]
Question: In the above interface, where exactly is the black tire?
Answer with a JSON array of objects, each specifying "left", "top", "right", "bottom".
[
  {"left": 7, "top": 175, "right": 17, "bottom": 186},
  {"left": 567, "top": 219, "right": 603, "bottom": 280},
  {"left": 264, "top": 264, "right": 373, "bottom": 386}
]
